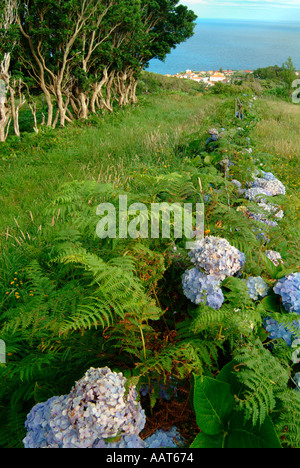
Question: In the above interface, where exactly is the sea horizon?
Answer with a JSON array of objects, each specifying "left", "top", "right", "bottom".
[{"left": 147, "top": 18, "right": 300, "bottom": 75}]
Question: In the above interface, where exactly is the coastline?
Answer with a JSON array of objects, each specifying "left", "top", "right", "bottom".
[{"left": 152, "top": 68, "right": 300, "bottom": 88}]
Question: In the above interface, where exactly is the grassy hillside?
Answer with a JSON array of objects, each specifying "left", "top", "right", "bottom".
[
  {"left": 0, "top": 88, "right": 217, "bottom": 233},
  {"left": 0, "top": 72, "right": 299, "bottom": 448}
]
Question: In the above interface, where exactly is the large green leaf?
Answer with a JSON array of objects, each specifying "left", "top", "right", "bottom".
[
  {"left": 216, "top": 361, "right": 244, "bottom": 399},
  {"left": 228, "top": 412, "right": 282, "bottom": 448},
  {"left": 190, "top": 432, "right": 225, "bottom": 448},
  {"left": 193, "top": 375, "right": 235, "bottom": 435},
  {"left": 261, "top": 294, "right": 281, "bottom": 313}
]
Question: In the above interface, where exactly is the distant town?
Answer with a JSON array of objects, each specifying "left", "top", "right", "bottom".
[{"left": 164, "top": 69, "right": 300, "bottom": 88}]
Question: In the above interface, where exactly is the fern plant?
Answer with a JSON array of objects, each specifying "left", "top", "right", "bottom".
[{"left": 232, "top": 339, "right": 300, "bottom": 447}]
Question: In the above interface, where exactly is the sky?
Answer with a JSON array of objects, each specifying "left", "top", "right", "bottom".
[{"left": 179, "top": 0, "right": 300, "bottom": 21}]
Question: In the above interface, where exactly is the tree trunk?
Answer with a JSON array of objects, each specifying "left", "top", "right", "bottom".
[
  {"left": 128, "top": 74, "right": 139, "bottom": 104},
  {"left": 54, "top": 86, "right": 72, "bottom": 127},
  {"left": 115, "top": 71, "right": 128, "bottom": 107},
  {"left": 78, "top": 91, "right": 89, "bottom": 119},
  {"left": 0, "top": 102, "right": 11, "bottom": 142},
  {"left": 44, "top": 89, "right": 54, "bottom": 127},
  {"left": 9, "top": 79, "right": 26, "bottom": 137},
  {"left": 56, "top": 87, "right": 66, "bottom": 127},
  {"left": 69, "top": 96, "right": 79, "bottom": 117},
  {"left": 90, "top": 68, "right": 109, "bottom": 114},
  {"left": 0, "top": 53, "right": 12, "bottom": 142},
  {"left": 104, "top": 71, "right": 115, "bottom": 112}
]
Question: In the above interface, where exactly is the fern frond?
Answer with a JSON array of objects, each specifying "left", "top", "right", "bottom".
[
  {"left": 275, "top": 389, "right": 300, "bottom": 448},
  {"left": 233, "top": 339, "right": 290, "bottom": 426},
  {"left": 0, "top": 402, "right": 27, "bottom": 448}
]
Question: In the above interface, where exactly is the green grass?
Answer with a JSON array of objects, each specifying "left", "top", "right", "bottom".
[
  {"left": 253, "top": 97, "right": 300, "bottom": 222},
  {"left": 0, "top": 91, "right": 220, "bottom": 236}
]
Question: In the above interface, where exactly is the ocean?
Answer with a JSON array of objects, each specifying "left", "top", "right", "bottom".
[{"left": 147, "top": 19, "right": 300, "bottom": 74}]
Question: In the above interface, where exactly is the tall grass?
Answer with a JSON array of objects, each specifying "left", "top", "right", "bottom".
[
  {"left": 253, "top": 97, "right": 300, "bottom": 224},
  {"left": 0, "top": 92, "right": 219, "bottom": 235}
]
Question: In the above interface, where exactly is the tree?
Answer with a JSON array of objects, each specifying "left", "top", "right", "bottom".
[
  {"left": 140, "top": 0, "right": 197, "bottom": 66},
  {"left": 1, "top": 0, "right": 198, "bottom": 135},
  {"left": 0, "top": 0, "right": 25, "bottom": 141},
  {"left": 281, "top": 56, "right": 297, "bottom": 92},
  {"left": 16, "top": 0, "right": 120, "bottom": 127},
  {"left": 253, "top": 65, "right": 283, "bottom": 81},
  {"left": 110, "top": 0, "right": 198, "bottom": 106}
]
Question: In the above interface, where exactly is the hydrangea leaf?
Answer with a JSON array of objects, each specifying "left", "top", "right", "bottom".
[
  {"left": 193, "top": 375, "right": 235, "bottom": 436},
  {"left": 227, "top": 412, "right": 281, "bottom": 448},
  {"left": 190, "top": 432, "right": 225, "bottom": 448}
]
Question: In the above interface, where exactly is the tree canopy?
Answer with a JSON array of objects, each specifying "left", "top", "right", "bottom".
[{"left": 0, "top": 0, "right": 197, "bottom": 138}]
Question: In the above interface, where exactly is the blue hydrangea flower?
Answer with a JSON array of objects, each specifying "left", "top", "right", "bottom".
[
  {"left": 257, "top": 200, "right": 284, "bottom": 220},
  {"left": 294, "top": 373, "right": 300, "bottom": 391},
  {"left": 264, "top": 318, "right": 294, "bottom": 346},
  {"left": 261, "top": 171, "right": 277, "bottom": 181},
  {"left": 245, "top": 172, "right": 286, "bottom": 201},
  {"left": 23, "top": 367, "right": 146, "bottom": 448},
  {"left": 249, "top": 212, "right": 278, "bottom": 227},
  {"left": 245, "top": 187, "right": 273, "bottom": 201},
  {"left": 93, "top": 434, "right": 146, "bottom": 448},
  {"left": 145, "top": 427, "right": 185, "bottom": 448},
  {"left": 189, "top": 236, "right": 246, "bottom": 281},
  {"left": 23, "top": 396, "right": 66, "bottom": 448},
  {"left": 250, "top": 174, "right": 286, "bottom": 196},
  {"left": 274, "top": 273, "right": 300, "bottom": 315},
  {"left": 252, "top": 226, "right": 270, "bottom": 244},
  {"left": 291, "top": 339, "right": 300, "bottom": 364},
  {"left": 264, "top": 317, "right": 300, "bottom": 347},
  {"left": 247, "top": 277, "right": 269, "bottom": 301},
  {"left": 182, "top": 268, "right": 224, "bottom": 309}
]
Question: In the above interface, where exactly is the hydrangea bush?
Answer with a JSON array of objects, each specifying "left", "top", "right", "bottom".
[
  {"left": 188, "top": 236, "right": 246, "bottom": 281},
  {"left": 244, "top": 171, "right": 286, "bottom": 201},
  {"left": 23, "top": 367, "right": 146, "bottom": 448},
  {"left": 245, "top": 187, "right": 273, "bottom": 201},
  {"left": 274, "top": 273, "right": 300, "bottom": 315},
  {"left": 249, "top": 212, "right": 278, "bottom": 227},
  {"left": 182, "top": 268, "right": 224, "bottom": 310},
  {"left": 257, "top": 200, "right": 284, "bottom": 219},
  {"left": 23, "top": 367, "right": 187, "bottom": 449},
  {"left": 250, "top": 174, "right": 286, "bottom": 196},
  {"left": 264, "top": 318, "right": 296, "bottom": 346}
]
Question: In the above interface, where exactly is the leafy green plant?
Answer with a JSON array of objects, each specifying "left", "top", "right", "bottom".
[{"left": 191, "top": 373, "right": 281, "bottom": 448}]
